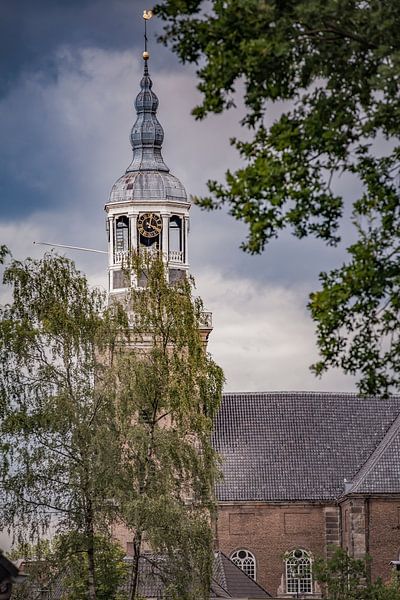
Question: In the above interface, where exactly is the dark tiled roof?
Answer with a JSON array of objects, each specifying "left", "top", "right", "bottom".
[
  {"left": 213, "top": 552, "right": 271, "bottom": 598},
  {"left": 123, "top": 552, "right": 271, "bottom": 598},
  {"left": 136, "top": 555, "right": 165, "bottom": 598},
  {"left": 349, "top": 411, "right": 400, "bottom": 494},
  {"left": 210, "top": 579, "right": 231, "bottom": 598},
  {"left": 212, "top": 392, "right": 400, "bottom": 502}
]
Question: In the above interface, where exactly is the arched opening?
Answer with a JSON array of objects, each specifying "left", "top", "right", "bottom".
[
  {"left": 230, "top": 549, "right": 256, "bottom": 581},
  {"left": 285, "top": 548, "right": 313, "bottom": 595},
  {"left": 169, "top": 215, "right": 183, "bottom": 261},
  {"left": 115, "top": 215, "right": 129, "bottom": 259}
]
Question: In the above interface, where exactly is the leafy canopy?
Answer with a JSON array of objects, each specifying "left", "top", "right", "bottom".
[
  {"left": 314, "top": 548, "right": 400, "bottom": 600},
  {"left": 0, "top": 249, "right": 223, "bottom": 600},
  {"left": 155, "top": 0, "right": 400, "bottom": 394},
  {"left": 8, "top": 534, "right": 128, "bottom": 600},
  {"left": 113, "top": 252, "right": 224, "bottom": 600}
]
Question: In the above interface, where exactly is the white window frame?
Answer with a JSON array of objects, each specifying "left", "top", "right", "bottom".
[
  {"left": 285, "top": 548, "right": 313, "bottom": 595},
  {"left": 230, "top": 549, "right": 256, "bottom": 581}
]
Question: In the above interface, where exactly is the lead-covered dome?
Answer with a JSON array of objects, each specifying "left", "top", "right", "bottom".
[
  {"left": 109, "top": 171, "right": 187, "bottom": 203},
  {"left": 107, "top": 59, "right": 187, "bottom": 205}
]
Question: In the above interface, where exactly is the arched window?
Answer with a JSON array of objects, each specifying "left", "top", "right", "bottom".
[
  {"left": 285, "top": 549, "right": 313, "bottom": 595},
  {"left": 115, "top": 215, "right": 129, "bottom": 254},
  {"left": 169, "top": 215, "right": 182, "bottom": 254},
  {"left": 230, "top": 549, "right": 256, "bottom": 580}
]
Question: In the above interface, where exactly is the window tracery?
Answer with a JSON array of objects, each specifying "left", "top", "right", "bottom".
[
  {"left": 285, "top": 548, "right": 313, "bottom": 595},
  {"left": 230, "top": 549, "right": 256, "bottom": 580}
]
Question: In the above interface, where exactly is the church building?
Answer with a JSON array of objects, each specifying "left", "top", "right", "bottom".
[{"left": 105, "top": 47, "right": 400, "bottom": 599}]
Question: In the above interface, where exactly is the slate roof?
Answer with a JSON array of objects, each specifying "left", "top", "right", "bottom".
[
  {"left": 212, "top": 552, "right": 271, "bottom": 598},
  {"left": 123, "top": 552, "right": 271, "bottom": 599},
  {"left": 349, "top": 410, "right": 400, "bottom": 494},
  {"left": 212, "top": 392, "right": 400, "bottom": 502}
]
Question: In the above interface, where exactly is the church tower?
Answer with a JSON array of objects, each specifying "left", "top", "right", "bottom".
[
  {"left": 105, "top": 52, "right": 190, "bottom": 293},
  {"left": 104, "top": 43, "right": 212, "bottom": 342}
]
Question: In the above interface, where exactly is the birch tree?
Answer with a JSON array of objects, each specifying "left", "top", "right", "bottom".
[
  {"left": 0, "top": 250, "right": 223, "bottom": 599},
  {"left": 110, "top": 253, "right": 224, "bottom": 600},
  {"left": 0, "top": 252, "right": 124, "bottom": 600}
]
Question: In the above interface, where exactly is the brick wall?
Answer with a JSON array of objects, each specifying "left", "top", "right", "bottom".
[
  {"left": 216, "top": 502, "right": 329, "bottom": 597},
  {"left": 367, "top": 498, "right": 400, "bottom": 583}
]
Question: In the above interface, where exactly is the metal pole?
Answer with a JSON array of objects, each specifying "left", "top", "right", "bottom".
[{"left": 33, "top": 241, "right": 107, "bottom": 254}]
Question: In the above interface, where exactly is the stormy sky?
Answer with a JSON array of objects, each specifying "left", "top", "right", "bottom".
[{"left": 0, "top": 0, "right": 358, "bottom": 394}]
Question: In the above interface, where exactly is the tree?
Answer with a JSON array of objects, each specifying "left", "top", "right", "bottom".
[
  {"left": 56, "top": 533, "right": 128, "bottom": 600},
  {"left": 155, "top": 0, "right": 400, "bottom": 395},
  {"left": 8, "top": 534, "right": 128, "bottom": 600},
  {"left": 110, "top": 253, "right": 224, "bottom": 600},
  {"left": 314, "top": 548, "right": 400, "bottom": 600},
  {"left": 0, "top": 252, "right": 123, "bottom": 600},
  {"left": 0, "top": 251, "right": 223, "bottom": 600}
]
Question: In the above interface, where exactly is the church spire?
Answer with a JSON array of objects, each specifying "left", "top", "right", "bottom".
[
  {"left": 126, "top": 12, "right": 169, "bottom": 173},
  {"left": 106, "top": 11, "right": 190, "bottom": 294}
]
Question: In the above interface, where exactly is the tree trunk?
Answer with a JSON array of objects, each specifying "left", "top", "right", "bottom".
[
  {"left": 86, "top": 504, "right": 97, "bottom": 600},
  {"left": 128, "top": 532, "right": 142, "bottom": 600}
]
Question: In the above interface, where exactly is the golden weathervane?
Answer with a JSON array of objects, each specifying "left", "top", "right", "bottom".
[{"left": 143, "top": 9, "right": 153, "bottom": 60}]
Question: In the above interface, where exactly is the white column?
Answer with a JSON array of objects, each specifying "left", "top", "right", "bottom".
[
  {"left": 129, "top": 214, "right": 138, "bottom": 288},
  {"left": 130, "top": 214, "right": 138, "bottom": 254},
  {"left": 108, "top": 216, "right": 114, "bottom": 266},
  {"left": 161, "top": 214, "right": 169, "bottom": 264},
  {"left": 184, "top": 216, "right": 189, "bottom": 266},
  {"left": 108, "top": 215, "right": 114, "bottom": 292}
]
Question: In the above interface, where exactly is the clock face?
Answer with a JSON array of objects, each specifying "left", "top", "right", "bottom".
[{"left": 137, "top": 213, "right": 162, "bottom": 238}]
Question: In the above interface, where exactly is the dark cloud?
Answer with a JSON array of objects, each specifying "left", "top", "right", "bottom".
[
  {"left": 0, "top": 16, "right": 358, "bottom": 401},
  {"left": 0, "top": 0, "right": 168, "bottom": 96}
]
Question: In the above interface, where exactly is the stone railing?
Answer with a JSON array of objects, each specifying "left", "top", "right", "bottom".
[
  {"left": 114, "top": 250, "right": 128, "bottom": 265},
  {"left": 169, "top": 250, "right": 184, "bottom": 263},
  {"left": 199, "top": 311, "right": 213, "bottom": 328},
  {"left": 114, "top": 249, "right": 184, "bottom": 265}
]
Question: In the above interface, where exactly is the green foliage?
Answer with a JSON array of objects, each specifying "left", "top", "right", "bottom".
[
  {"left": 113, "top": 253, "right": 224, "bottom": 600},
  {"left": 155, "top": 0, "right": 400, "bottom": 394},
  {"left": 8, "top": 534, "right": 128, "bottom": 600},
  {"left": 314, "top": 548, "right": 400, "bottom": 600},
  {"left": 314, "top": 548, "right": 370, "bottom": 599},
  {"left": 309, "top": 154, "right": 400, "bottom": 395},
  {"left": 0, "top": 251, "right": 223, "bottom": 599},
  {"left": 59, "top": 533, "right": 128, "bottom": 600},
  {"left": 0, "top": 253, "right": 120, "bottom": 534},
  {"left": 0, "top": 252, "right": 125, "bottom": 598}
]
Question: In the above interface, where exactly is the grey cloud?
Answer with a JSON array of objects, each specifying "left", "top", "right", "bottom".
[{"left": 0, "top": 46, "right": 357, "bottom": 399}]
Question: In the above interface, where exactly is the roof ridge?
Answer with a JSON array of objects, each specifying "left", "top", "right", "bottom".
[
  {"left": 348, "top": 409, "right": 400, "bottom": 493},
  {"left": 211, "top": 576, "right": 232, "bottom": 598},
  {"left": 221, "top": 391, "right": 400, "bottom": 397},
  {"left": 222, "top": 390, "right": 400, "bottom": 401},
  {"left": 215, "top": 551, "right": 228, "bottom": 591}
]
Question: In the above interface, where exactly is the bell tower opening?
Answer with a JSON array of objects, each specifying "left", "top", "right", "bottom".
[
  {"left": 169, "top": 215, "right": 183, "bottom": 257},
  {"left": 115, "top": 216, "right": 129, "bottom": 257}
]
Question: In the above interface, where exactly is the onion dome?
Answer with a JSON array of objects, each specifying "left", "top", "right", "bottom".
[
  {"left": 127, "top": 61, "right": 169, "bottom": 173},
  {"left": 107, "top": 59, "right": 187, "bottom": 204}
]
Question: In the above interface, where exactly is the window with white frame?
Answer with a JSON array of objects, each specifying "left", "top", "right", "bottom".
[
  {"left": 230, "top": 549, "right": 256, "bottom": 580},
  {"left": 285, "top": 549, "right": 313, "bottom": 595}
]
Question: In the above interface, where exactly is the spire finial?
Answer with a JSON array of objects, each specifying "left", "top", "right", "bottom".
[
  {"left": 143, "top": 9, "right": 153, "bottom": 63},
  {"left": 126, "top": 10, "right": 169, "bottom": 173}
]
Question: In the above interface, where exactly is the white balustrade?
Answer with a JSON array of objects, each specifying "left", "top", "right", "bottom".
[
  {"left": 169, "top": 250, "right": 184, "bottom": 263},
  {"left": 114, "top": 250, "right": 128, "bottom": 265}
]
